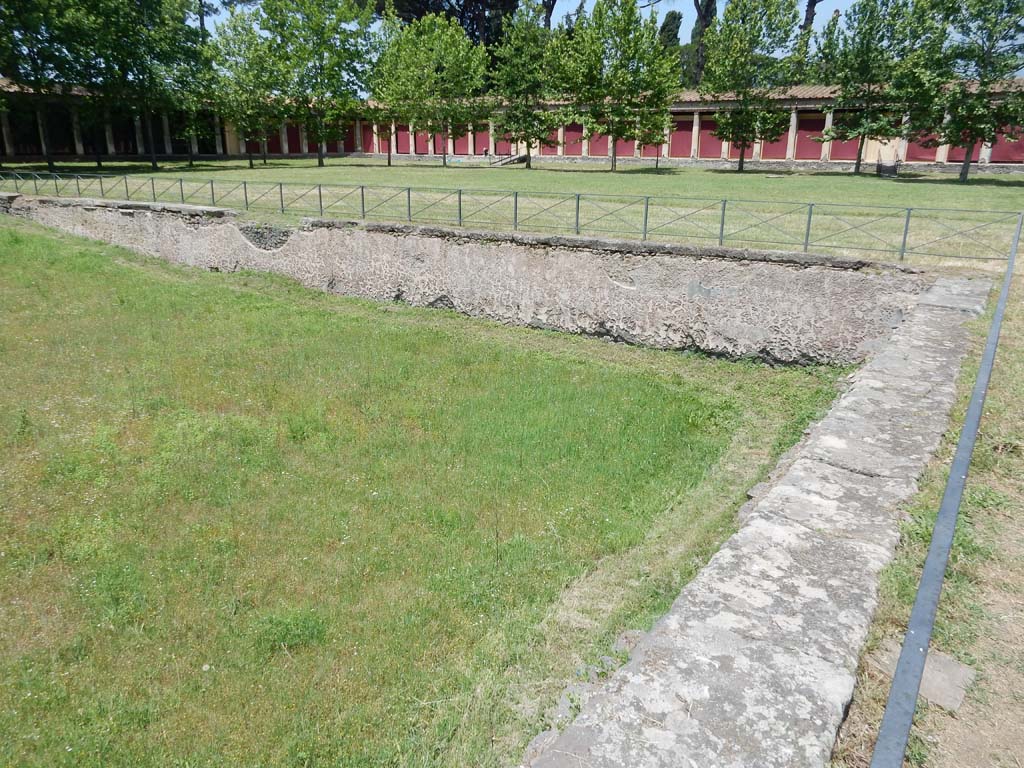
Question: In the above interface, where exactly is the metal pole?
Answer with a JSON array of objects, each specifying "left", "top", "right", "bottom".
[
  {"left": 869, "top": 210, "right": 1022, "bottom": 768},
  {"left": 54, "top": 175, "right": 59, "bottom": 195},
  {"left": 151, "top": 177, "right": 156, "bottom": 202},
  {"left": 179, "top": 178, "right": 184, "bottom": 203},
  {"left": 318, "top": 184, "right": 323, "bottom": 216},
  {"left": 406, "top": 187, "right": 412, "bottom": 222},
  {"left": 718, "top": 199, "right": 727, "bottom": 246},
  {"left": 75, "top": 175, "right": 81, "bottom": 197},
  {"left": 642, "top": 196, "right": 650, "bottom": 241},
  {"left": 243, "top": 180, "right": 248, "bottom": 211},
  {"left": 99, "top": 176, "right": 104, "bottom": 198},
  {"left": 360, "top": 185, "right": 366, "bottom": 219},
  {"left": 279, "top": 182, "right": 284, "bottom": 214},
  {"left": 899, "top": 208, "right": 912, "bottom": 261},
  {"left": 513, "top": 191, "right": 519, "bottom": 231},
  {"left": 33, "top": 175, "right": 39, "bottom": 194},
  {"left": 124, "top": 175, "right": 129, "bottom": 200},
  {"left": 803, "top": 203, "right": 814, "bottom": 252},
  {"left": 457, "top": 189, "right": 462, "bottom": 226},
  {"left": 210, "top": 179, "right": 215, "bottom": 206},
  {"left": 575, "top": 193, "right": 581, "bottom": 235}
]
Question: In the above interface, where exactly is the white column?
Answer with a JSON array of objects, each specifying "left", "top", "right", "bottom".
[
  {"left": 0, "top": 111, "right": 14, "bottom": 157},
  {"left": 427, "top": 128, "right": 434, "bottom": 155},
  {"left": 299, "top": 125, "right": 309, "bottom": 154},
  {"left": 355, "top": 119, "right": 363, "bottom": 151},
  {"left": 821, "top": 111, "right": 833, "bottom": 161},
  {"left": 190, "top": 134, "right": 199, "bottom": 156},
  {"left": 161, "top": 114, "right": 173, "bottom": 154},
  {"left": 785, "top": 108, "right": 798, "bottom": 160},
  {"left": 488, "top": 121, "right": 496, "bottom": 154},
  {"left": 468, "top": 125, "right": 476, "bottom": 155},
  {"left": 980, "top": 141, "right": 993, "bottom": 164},
  {"left": 662, "top": 124, "right": 670, "bottom": 158},
  {"left": 720, "top": 139, "right": 728, "bottom": 160},
  {"left": 583, "top": 129, "right": 590, "bottom": 157},
  {"left": 557, "top": 124, "right": 565, "bottom": 156},
  {"left": 72, "top": 108, "right": 85, "bottom": 155},
  {"left": 104, "top": 111, "right": 116, "bottom": 155},
  {"left": 213, "top": 116, "right": 224, "bottom": 155},
  {"left": 752, "top": 141, "right": 762, "bottom": 161},
  {"left": 133, "top": 116, "right": 145, "bottom": 155},
  {"left": 319, "top": 140, "right": 327, "bottom": 156},
  {"left": 279, "top": 123, "right": 289, "bottom": 154},
  {"left": 691, "top": 112, "right": 700, "bottom": 159},
  {"left": 634, "top": 136, "right": 641, "bottom": 158},
  {"left": 935, "top": 143, "right": 950, "bottom": 164}
]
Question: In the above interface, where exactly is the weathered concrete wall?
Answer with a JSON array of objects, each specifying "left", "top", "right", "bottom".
[{"left": 4, "top": 194, "right": 930, "bottom": 365}]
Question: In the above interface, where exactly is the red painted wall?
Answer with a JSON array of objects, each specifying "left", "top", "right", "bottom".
[
  {"left": 342, "top": 125, "right": 356, "bottom": 152},
  {"left": 641, "top": 143, "right": 661, "bottom": 158},
  {"left": 947, "top": 142, "right": 982, "bottom": 163},
  {"left": 361, "top": 123, "right": 375, "bottom": 152},
  {"left": 266, "top": 133, "right": 282, "bottom": 154},
  {"left": 432, "top": 133, "right": 445, "bottom": 155},
  {"left": 286, "top": 124, "right": 300, "bottom": 153},
  {"left": 495, "top": 134, "right": 512, "bottom": 155},
  {"left": 245, "top": 139, "right": 260, "bottom": 155},
  {"left": 414, "top": 131, "right": 429, "bottom": 154},
  {"left": 395, "top": 125, "right": 410, "bottom": 154},
  {"left": 474, "top": 129, "right": 490, "bottom": 154},
  {"left": 990, "top": 128, "right": 1024, "bottom": 163},
  {"left": 905, "top": 136, "right": 938, "bottom": 162},
  {"left": 541, "top": 128, "right": 559, "bottom": 155},
  {"left": 829, "top": 137, "right": 861, "bottom": 161},
  {"left": 760, "top": 135, "right": 788, "bottom": 159},
  {"left": 453, "top": 128, "right": 470, "bottom": 155},
  {"left": 795, "top": 116, "right": 825, "bottom": 159},
  {"left": 378, "top": 133, "right": 391, "bottom": 154},
  {"left": 668, "top": 119, "right": 692, "bottom": 157},
  {"left": 728, "top": 142, "right": 755, "bottom": 160},
  {"left": 325, "top": 140, "right": 338, "bottom": 154},
  {"left": 588, "top": 131, "right": 609, "bottom": 156},
  {"left": 698, "top": 118, "right": 721, "bottom": 158},
  {"left": 615, "top": 137, "right": 635, "bottom": 157},
  {"left": 564, "top": 123, "right": 584, "bottom": 155}
]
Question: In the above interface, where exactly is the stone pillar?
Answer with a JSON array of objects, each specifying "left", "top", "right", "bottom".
[
  {"left": 213, "top": 116, "right": 224, "bottom": 155},
  {"left": 161, "top": 114, "right": 173, "bottom": 155},
  {"left": 785, "top": 107, "right": 798, "bottom": 160},
  {"left": 72, "top": 108, "right": 85, "bottom": 156},
  {"left": 662, "top": 124, "right": 670, "bottom": 158},
  {"left": 468, "top": 125, "right": 475, "bottom": 155},
  {"left": 720, "top": 139, "right": 729, "bottom": 160},
  {"left": 634, "top": 137, "right": 641, "bottom": 158},
  {"left": 691, "top": 112, "right": 700, "bottom": 159},
  {"left": 0, "top": 110, "right": 14, "bottom": 157},
  {"left": 279, "top": 123, "right": 289, "bottom": 155},
  {"left": 752, "top": 141, "right": 762, "bottom": 161},
  {"left": 319, "top": 140, "right": 327, "bottom": 157},
  {"left": 355, "top": 119, "right": 363, "bottom": 151},
  {"left": 134, "top": 116, "right": 145, "bottom": 155},
  {"left": 190, "top": 134, "right": 199, "bottom": 156},
  {"left": 935, "top": 143, "right": 950, "bottom": 164},
  {"left": 488, "top": 121, "right": 496, "bottom": 154},
  {"left": 821, "top": 111, "right": 833, "bottom": 161},
  {"left": 299, "top": 125, "right": 309, "bottom": 154},
  {"left": 980, "top": 141, "right": 993, "bottom": 164},
  {"left": 583, "top": 129, "right": 590, "bottom": 158},
  {"left": 557, "top": 124, "right": 565, "bottom": 156},
  {"left": 427, "top": 128, "right": 434, "bottom": 155},
  {"left": 104, "top": 111, "right": 116, "bottom": 155}
]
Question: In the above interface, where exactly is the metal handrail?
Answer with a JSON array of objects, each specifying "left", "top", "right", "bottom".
[
  {"left": 0, "top": 170, "right": 1018, "bottom": 263},
  {"left": 868, "top": 211, "right": 1022, "bottom": 767}
]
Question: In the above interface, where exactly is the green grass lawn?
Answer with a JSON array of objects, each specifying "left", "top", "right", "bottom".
[
  {"left": 7, "top": 156, "right": 1024, "bottom": 211},
  {"left": 0, "top": 218, "right": 841, "bottom": 767}
]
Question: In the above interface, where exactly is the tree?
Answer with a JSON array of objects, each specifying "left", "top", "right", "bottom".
[
  {"left": 819, "top": 0, "right": 907, "bottom": 173},
  {"left": 262, "top": 0, "right": 373, "bottom": 168},
  {"left": 366, "top": 4, "right": 406, "bottom": 167},
  {"left": 700, "top": 0, "right": 800, "bottom": 171},
  {"left": 364, "top": 0, "right": 518, "bottom": 46},
  {"left": 370, "top": 13, "right": 487, "bottom": 168},
  {"left": 690, "top": 0, "right": 717, "bottom": 84},
  {"left": 550, "top": 0, "right": 678, "bottom": 171},
  {"left": 800, "top": 0, "right": 823, "bottom": 32},
  {"left": 212, "top": 9, "right": 286, "bottom": 168},
  {"left": 901, "top": 0, "right": 1024, "bottom": 183},
  {"left": 658, "top": 10, "right": 682, "bottom": 48},
  {"left": 491, "top": 0, "right": 557, "bottom": 169},
  {"left": 165, "top": 11, "right": 218, "bottom": 168}
]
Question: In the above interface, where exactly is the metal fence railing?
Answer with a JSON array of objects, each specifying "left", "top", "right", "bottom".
[{"left": 2, "top": 170, "right": 1020, "bottom": 265}]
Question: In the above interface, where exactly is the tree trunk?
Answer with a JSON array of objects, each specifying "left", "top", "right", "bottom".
[
  {"left": 36, "top": 107, "right": 55, "bottom": 173},
  {"left": 262, "top": 139, "right": 267, "bottom": 165},
  {"left": 691, "top": 0, "right": 717, "bottom": 84},
  {"left": 248, "top": 149, "right": 254, "bottom": 169},
  {"left": 144, "top": 110, "right": 158, "bottom": 170},
  {"left": 737, "top": 144, "right": 745, "bottom": 172},
  {"left": 800, "top": 0, "right": 823, "bottom": 32},
  {"left": 442, "top": 128, "right": 448, "bottom": 168},
  {"left": 611, "top": 139, "right": 617, "bottom": 172},
  {"left": 387, "top": 135, "right": 392, "bottom": 167},
  {"left": 187, "top": 132, "right": 195, "bottom": 168},
  {"left": 94, "top": 124, "right": 104, "bottom": 169},
  {"left": 854, "top": 134, "right": 866, "bottom": 174},
  {"left": 317, "top": 142, "right": 325, "bottom": 167},
  {"left": 958, "top": 142, "right": 975, "bottom": 183},
  {"left": 526, "top": 140, "right": 532, "bottom": 169}
]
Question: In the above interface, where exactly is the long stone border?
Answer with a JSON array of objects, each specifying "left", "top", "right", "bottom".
[{"left": 526, "top": 277, "right": 989, "bottom": 767}]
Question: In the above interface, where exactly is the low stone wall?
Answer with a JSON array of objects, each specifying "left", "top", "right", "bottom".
[{"left": 4, "top": 194, "right": 929, "bottom": 365}]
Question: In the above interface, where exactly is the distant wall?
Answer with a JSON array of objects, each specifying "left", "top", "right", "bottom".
[{"left": 4, "top": 194, "right": 930, "bottom": 365}]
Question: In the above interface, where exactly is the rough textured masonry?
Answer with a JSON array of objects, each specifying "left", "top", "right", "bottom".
[
  {"left": 0, "top": 193, "right": 989, "bottom": 766},
  {"left": 2, "top": 194, "right": 929, "bottom": 365},
  {"left": 526, "top": 278, "right": 989, "bottom": 768}
]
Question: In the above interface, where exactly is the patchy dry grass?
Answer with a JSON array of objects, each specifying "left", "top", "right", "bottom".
[
  {"left": 832, "top": 274, "right": 1024, "bottom": 767},
  {"left": 0, "top": 218, "right": 840, "bottom": 767}
]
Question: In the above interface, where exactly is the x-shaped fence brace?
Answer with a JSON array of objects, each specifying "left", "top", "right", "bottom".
[
  {"left": 514, "top": 194, "right": 576, "bottom": 230},
  {"left": 808, "top": 207, "right": 909, "bottom": 253},
  {"left": 578, "top": 196, "right": 645, "bottom": 235},
  {"left": 908, "top": 212, "right": 1020, "bottom": 258},
  {"left": 722, "top": 202, "right": 808, "bottom": 247},
  {"left": 460, "top": 192, "right": 514, "bottom": 226},
  {"left": 645, "top": 200, "right": 723, "bottom": 241}
]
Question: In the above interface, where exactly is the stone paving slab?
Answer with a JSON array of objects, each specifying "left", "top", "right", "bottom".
[{"left": 527, "top": 277, "right": 990, "bottom": 768}]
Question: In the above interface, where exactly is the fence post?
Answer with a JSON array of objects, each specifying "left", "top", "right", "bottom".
[
  {"left": 99, "top": 176, "right": 104, "bottom": 198},
  {"left": 124, "top": 175, "right": 129, "bottom": 200},
  {"left": 75, "top": 175, "right": 81, "bottom": 197},
  {"left": 457, "top": 189, "right": 462, "bottom": 226},
  {"left": 279, "top": 182, "right": 284, "bottom": 214},
  {"left": 360, "top": 185, "right": 366, "bottom": 219},
  {"left": 718, "top": 199, "right": 727, "bottom": 246},
  {"left": 13, "top": 175, "right": 19, "bottom": 193},
  {"left": 179, "top": 178, "right": 184, "bottom": 203},
  {"left": 574, "top": 193, "right": 581, "bottom": 235},
  {"left": 151, "top": 177, "right": 156, "bottom": 202},
  {"left": 210, "top": 179, "right": 215, "bottom": 206},
  {"left": 803, "top": 203, "right": 814, "bottom": 252},
  {"left": 513, "top": 191, "right": 518, "bottom": 231},
  {"left": 642, "top": 196, "right": 650, "bottom": 241},
  {"left": 406, "top": 187, "right": 412, "bottom": 222},
  {"left": 899, "top": 208, "right": 912, "bottom": 261},
  {"left": 243, "top": 180, "right": 248, "bottom": 210},
  {"left": 54, "top": 175, "right": 59, "bottom": 195},
  {"left": 33, "top": 175, "right": 39, "bottom": 194},
  {"left": 318, "top": 184, "right": 323, "bottom": 216}
]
